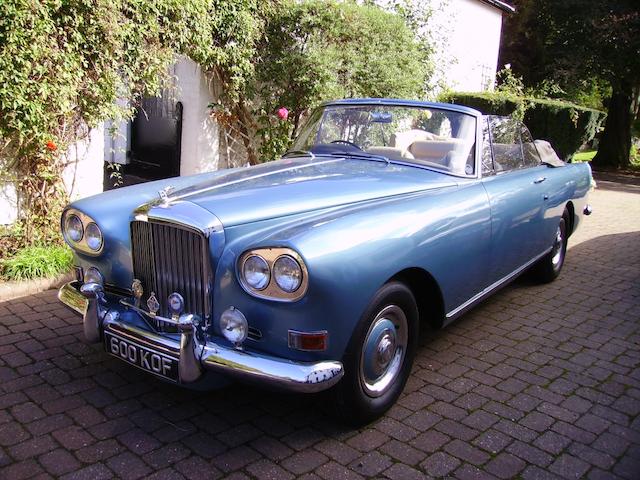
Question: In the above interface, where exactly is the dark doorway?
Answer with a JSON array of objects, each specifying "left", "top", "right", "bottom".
[
  {"left": 129, "top": 97, "right": 183, "bottom": 180},
  {"left": 104, "top": 96, "right": 183, "bottom": 190}
]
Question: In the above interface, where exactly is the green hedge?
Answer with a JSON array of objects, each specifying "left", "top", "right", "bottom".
[{"left": 441, "top": 92, "right": 605, "bottom": 160}]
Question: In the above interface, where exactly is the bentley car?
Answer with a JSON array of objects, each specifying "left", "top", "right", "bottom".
[{"left": 59, "top": 99, "right": 593, "bottom": 424}]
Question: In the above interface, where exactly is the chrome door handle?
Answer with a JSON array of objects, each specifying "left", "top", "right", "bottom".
[{"left": 533, "top": 177, "right": 547, "bottom": 184}]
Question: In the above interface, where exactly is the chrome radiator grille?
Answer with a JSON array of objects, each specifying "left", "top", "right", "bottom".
[{"left": 131, "top": 221, "right": 211, "bottom": 330}]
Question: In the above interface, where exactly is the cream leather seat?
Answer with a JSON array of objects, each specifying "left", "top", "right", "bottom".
[
  {"left": 390, "top": 129, "right": 440, "bottom": 151},
  {"left": 365, "top": 146, "right": 414, "bottom": 161}
]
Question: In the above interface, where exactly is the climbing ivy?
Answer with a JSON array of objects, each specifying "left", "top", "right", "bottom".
[
  {"left": 0, "top": 0, "right": 272, "bottom": 244},
  {"left": 0, "top": 0, "right": 429, "bottom": 244}
]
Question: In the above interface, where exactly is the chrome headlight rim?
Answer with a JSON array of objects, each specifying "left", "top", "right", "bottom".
[
  {"left": 242, "top": 254, "right": 271, "bottom": 291},
  {"left": 65, "top": 214, "right": 84, "bottom": 243},
  {"left": 84, "top": 222, "right": 103, "bottom": 252},
  {"left": 61, "top": 208, "right": 104, "bottom": 255},
  {"left": 273, "top": 254, "right": 303, "bottom": 293},
  {"left": 237, "top": 247, "right": 308, "bottom": 302}
]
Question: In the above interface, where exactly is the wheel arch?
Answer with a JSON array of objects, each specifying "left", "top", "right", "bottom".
[
  {"left": 565, "top": 201, "right": 576, "bottom": 237},
  {"left": 388, "top": 267, "right": 445, "bottom": 330}
]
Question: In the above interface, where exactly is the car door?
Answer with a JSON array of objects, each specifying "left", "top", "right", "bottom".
[
  {"left": 481, "top": 116, "right": 548, "bottom": 284},
  {"left": 520, "top": 124, "right": 555, "bottom": 255}
]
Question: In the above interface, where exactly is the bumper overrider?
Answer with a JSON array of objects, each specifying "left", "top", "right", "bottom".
[{"left": 58, "top": 281, "right": 343, "bottom": 393}]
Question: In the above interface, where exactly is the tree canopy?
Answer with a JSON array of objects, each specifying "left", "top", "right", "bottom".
[
  {"left": 499, "top": 0, "right": 640, "bottom": 168},
  {"left": 248, "top": 0, "right": 428, "bottom": 160}
]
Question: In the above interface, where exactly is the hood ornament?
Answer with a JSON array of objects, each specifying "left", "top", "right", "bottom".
[
  {"left": 146, "top": 292, "right": 160, "bottom": 316},
  {"left": 158, "top": 185, "right": 175, "bottom": 206}
]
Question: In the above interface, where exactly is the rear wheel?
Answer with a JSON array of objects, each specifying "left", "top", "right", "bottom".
[
  {"left": 531, "top": 212, "right": 569, "bottom": 283},
  {"left": 332, "top": 281, "right": 418, "bottom": 426}
]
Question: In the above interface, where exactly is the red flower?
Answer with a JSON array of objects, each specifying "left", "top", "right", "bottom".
[
  {"left": 277, "top": 107, "right": 289, "bottom": 121},
  {"left": 46, "top": 140, "right": 57, "bottom": 152}
]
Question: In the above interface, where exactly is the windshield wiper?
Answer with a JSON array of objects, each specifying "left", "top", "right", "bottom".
[
  {"left": 282, "top": 150, "right": 315, "bottom": 158},
  {"left": 328, "top": 150, "right": 390, "bottom": 165}
]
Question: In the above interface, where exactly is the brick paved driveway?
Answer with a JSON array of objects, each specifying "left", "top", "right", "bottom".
[{"left": 1, "top": 178, "right": 639, "bottom": 480}]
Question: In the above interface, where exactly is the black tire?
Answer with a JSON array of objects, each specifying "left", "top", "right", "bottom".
[
  {"left": 332, "top": 281, "right": 418, "bottom": 426},
  {"left": 531, "top": 212, "right": 569, "bottom": 283}
]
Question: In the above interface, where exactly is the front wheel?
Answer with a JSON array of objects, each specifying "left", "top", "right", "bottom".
[
  {"left": 531, "top": 213, "right": 568, "bottom": 283},
  {"left": 332, "top": 282, "right": 418, "bottom": 426}
]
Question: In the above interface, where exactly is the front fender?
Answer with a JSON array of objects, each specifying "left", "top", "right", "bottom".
[{"left": 213, "top": 181, "right": 491, "bottom": 362}]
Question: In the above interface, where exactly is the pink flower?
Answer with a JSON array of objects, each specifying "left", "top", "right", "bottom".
[{"left": 277, "top": 107, "right": 289, "bottom": 121}]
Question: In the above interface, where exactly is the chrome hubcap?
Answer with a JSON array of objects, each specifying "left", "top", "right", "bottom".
[
  {"left": 551, "top": 225, "right": 564, "bottom": 268},
  {"left": 377, "top": 332, "right": 395, "bottom": 368},
  {"left": 360, "top": 305, "right": 407, "bottom": 398}
]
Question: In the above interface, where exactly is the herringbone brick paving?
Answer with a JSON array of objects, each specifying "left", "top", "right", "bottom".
[{"left": 0, "top": 177, "right": 638, "bottom": 479}]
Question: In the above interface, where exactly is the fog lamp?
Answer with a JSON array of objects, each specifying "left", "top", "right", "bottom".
[
  {"left": 84, "top": 267, "right": 104, "bottom": 285},
  {"left": 219, "top": 307, "right": 248, "bottom": 345}
]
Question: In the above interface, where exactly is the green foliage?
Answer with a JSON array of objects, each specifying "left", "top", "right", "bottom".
[
  {"left": 442, "top": 91, "right": 606, "bottom": 160},
  {"left": 572, "top": 151, "right": 596, "bottom": 163},
  {"left": 499, "top": 0, "right": 639, "bottom": 168},
  {"left": 0, "top": 0, "right": 272, "bottom": 242},
  {"left": 0, "top": 0, "right": 432, "bottom": 237},
  {"left": 250, "top": 0, "right": 428, "bottom": 160},
  {"left": 1, "top": 245, "right": 73, "bottom": 281}
]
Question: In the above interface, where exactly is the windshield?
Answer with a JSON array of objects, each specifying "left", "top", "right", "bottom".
[{"left": 290, "top": 104, "right": 477, "bottom": 176}]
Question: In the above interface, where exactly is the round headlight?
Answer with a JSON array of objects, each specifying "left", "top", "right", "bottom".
[
  {"left": 85, "top": 222, "right": 103, "bottom": 251},
  {"left": 273, "top": 255, "right": 302, "bottom": 293},
  {"left": 84, "top": 267, "right": 104, "bottom": 285},
  {"left": 219, "top": 307, "right": 248, "bottom": 344},
  {"left": 243, "top": 255, "right": 270, "bottom": 290},
  {"left": 65, "top": 214, "right": 84, "bottom": 243}
]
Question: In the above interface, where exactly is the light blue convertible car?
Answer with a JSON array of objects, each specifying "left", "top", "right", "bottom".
[{"left": 59, "top": 99, "right": 592, "bottom": 424}]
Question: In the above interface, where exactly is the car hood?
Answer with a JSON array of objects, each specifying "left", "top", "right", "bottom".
[{"left": 165, "top": 156, "right": 458, "bottom": 227}]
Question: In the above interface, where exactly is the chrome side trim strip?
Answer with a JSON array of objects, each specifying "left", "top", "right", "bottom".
[{"left": 446, "top": 248, "right": 552, "bottom": 321}]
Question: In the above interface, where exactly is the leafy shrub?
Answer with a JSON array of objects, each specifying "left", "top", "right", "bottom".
[
  {"left": 441, "top": 91, "right": 605, "bottom": 160},
  {"left": 0, "top": 0, "right": 272, "bottom": 242},
  {"left": 249, "top": 0, "right": 429, "bottom": 161},
  {"left": 1, "top": 245, "right": 73, "bottom": 281}
]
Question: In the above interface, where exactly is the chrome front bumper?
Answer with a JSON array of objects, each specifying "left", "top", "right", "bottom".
[{"left": 58, "top": 281, "right": 343, "bottom": 393}]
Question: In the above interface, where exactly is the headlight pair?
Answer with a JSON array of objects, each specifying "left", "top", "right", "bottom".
[
  {"left": 239, "top": 248, "right": 308, "bottom": 301},
  {"left": 62, "top": 209, "right": 103, "bottom": 254}
]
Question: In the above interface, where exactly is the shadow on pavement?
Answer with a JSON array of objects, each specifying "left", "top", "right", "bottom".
[{"left": 1, "top": 231, "right": 639, "bottom": 478}]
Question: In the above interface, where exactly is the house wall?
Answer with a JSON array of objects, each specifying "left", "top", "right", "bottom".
[
  {"left": 0, "top": 126, "right": 105, "bottom": 226},
  {"left": 432, "top": 0, "right": 505, "bottom": 92},
  {"left": 174, "top": 57, "right": 220, "bottom": 176},
  {"left": 63, "top": 125, "right": 106, "bottom": 202},
  {"left": 0, "top": 182, "right": 18, "bottom": 225}
]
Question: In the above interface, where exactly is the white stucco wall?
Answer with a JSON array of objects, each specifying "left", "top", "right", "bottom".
[
  {"left": 431, "top": 0, "right": 505, "bottom": 92},
  {"left": 0, "top": 125, "right": 104, "bottom": 225},
  {"left": 173, "top": 57, "right": 220, "bottom": 176},
  {"left": 63, "top": 125, "right": 105, "bottom": 202},
  {"left": 0, "top": 182, "right": 18, "bottom": 225}
]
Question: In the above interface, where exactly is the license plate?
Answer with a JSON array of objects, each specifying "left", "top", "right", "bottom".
[{"left": 105, "top": 331, "right": 179, "bottom": 382}]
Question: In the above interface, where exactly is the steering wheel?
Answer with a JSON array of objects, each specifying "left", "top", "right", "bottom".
[{"left": 330, "top": 140, "right": 363, "bottom": 150}]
